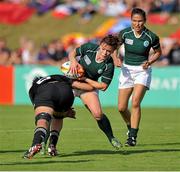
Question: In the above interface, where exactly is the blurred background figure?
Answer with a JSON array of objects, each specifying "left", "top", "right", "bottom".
[
  {"left": 47, "top": 39, "right": 68, "bottom": 66},
  {"left": 153, "top": 38, "right": 175, "bottom": 66},
  {"left": 7, "top": 49, "right": 22, "bottom": 65},
  {"left": 99, "top": 0, "right": 127, "bottom": 17},
  {"left": 168, "top": 39, "right": 180, "bottom": 65},
  {"left": 21, "top": 39, "right": 37, "bottom": 65},
  {"left": 0, "top": 37, "right": 11, "bottom": 66},
  {"left": 28, "top": 0, "right": 59, "bottom": 15},
  {"left": 36, "top": 44, "right": 54, "bottom": 65}
]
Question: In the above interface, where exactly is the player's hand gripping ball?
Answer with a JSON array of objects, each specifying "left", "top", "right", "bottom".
[{"left": 60, "top": 61, "right": 84, "bottom": 79}]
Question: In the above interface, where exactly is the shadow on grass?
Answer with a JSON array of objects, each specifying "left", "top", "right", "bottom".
[
  {"left": 60, "top": 149, "right": 125, "bottom": 158},
  {"left": 0, "top": 159, "right": 92, "bottom": 166},
  {"left": 123, "top": 148, "right": 180, "bottom": 155},
  {"left": 0, "top": 150, "right": 26, "bottom": 153},
  {"left": 139, "top": 142, "right": 180, "bottom": 146},
  {"left": 60, "top": 147, "right": 180, "bottom": 157}
]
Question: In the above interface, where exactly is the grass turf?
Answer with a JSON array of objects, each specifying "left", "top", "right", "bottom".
[{"left": 0, "top": 105, "right": 180, "bottom": 171}]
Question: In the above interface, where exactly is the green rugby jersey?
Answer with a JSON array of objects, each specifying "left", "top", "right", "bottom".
[
  {"left": 119, "top": 27, "right": 160, "bottom": 65},
  {"left": 76, "top": 42, "right": 114, "bottom": 86}
]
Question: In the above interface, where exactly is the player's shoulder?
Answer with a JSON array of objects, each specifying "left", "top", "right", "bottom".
[
  {"left": 122, "top": 27, "right": 132, "bottom": 32},
  {"left": 119, "top": 27, "right": 133, "bottom": 38},
  {"left": 143, "top": 27, "right": 159, "bottom": 40},
  {"left": 106, "top": 56, "right": 114, "bottom": 67}
]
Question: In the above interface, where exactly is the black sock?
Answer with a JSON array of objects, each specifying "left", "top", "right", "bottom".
[
  {"left": 129, "top": 128, "right": 139, "bottom": 138},
  {"left": 43, "top": 126, "right": 50, "bottom": 145},
  {"left": 49, "top": 130, "right": 59, "bottom": 147},
  {"left": 127, "top": 124, "right": 131, "bottom": 131},
  {"left": 97, "top": 114, "right": 114, "bottom": 142},
  {"left": 31, "top": 127, "right": 47, "bottom": 147}
]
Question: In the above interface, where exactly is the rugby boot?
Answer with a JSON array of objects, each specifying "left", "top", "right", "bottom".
[
  {"left": 125, "top": 137, "right": 136, "bottom": 146},
  {"left": 48, "top": 144, "right": 59, "bottom": 156},
  {"left": 23, "top": 144, "right": 42, "bottom": 159},
  {"left": 110, "top": 137, "right": 122, "bottom": 150}
]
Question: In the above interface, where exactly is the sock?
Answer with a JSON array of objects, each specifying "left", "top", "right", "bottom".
[
  {"left": 43, "top": 126, "right": 50, "bottom": 145},
  {"left": 129, "top": 128, "right": 139, "bottom": 138},
  {"left": 97, "top": 114, "right": 114, "bottom": 142},
  {"left": 31, "top": 127, "right": 47, "bottom": 147},
  {"left": 127, "top": 124, "right": 131, "bottom": 131},
  {"left": 49, "top": 130, "right": 59, "bottom": 147}
]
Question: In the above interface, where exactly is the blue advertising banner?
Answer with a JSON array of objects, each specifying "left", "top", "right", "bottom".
[{"left": 14, "top": 65, "right": 180, "bottom": 107}]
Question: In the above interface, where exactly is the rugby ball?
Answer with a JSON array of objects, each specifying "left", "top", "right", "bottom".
[{"left": 60, "top": 61, "right": 84, "bottom": 79}]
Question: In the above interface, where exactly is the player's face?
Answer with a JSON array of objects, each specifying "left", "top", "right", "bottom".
[
  {"left": 131, "top": 14, "right": 145, "bottom": 33},
  {"left": 98, "top": 43, "right": 114, "bottom": 60}
]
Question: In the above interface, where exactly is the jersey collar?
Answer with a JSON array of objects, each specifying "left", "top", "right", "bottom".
[{"left": 132, "top": 26, "right": 146, "bottom": 38}]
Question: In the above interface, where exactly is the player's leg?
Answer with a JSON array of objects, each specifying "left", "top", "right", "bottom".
[
  {"left": 118, "top": 88, "right": 133, "bottom": 133},
  {"left": 125, "top": 84, "right": 147, "bottom": 146},
  {"left": 23, "top": 106, "right": 53, "bottom": 159},
  {"left": 48, "top": 117, "right": 63, "bottom": 156},
  {"left": 80, "top": 91, "right": 122, "bottom": 149},
  {"left": 118, "top": 64, "right": 134, "bottom": 133}
]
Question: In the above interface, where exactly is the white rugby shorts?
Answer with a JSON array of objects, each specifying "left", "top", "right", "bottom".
[{"left": 118, "top": 63, "right": 152, "bottom": 89}]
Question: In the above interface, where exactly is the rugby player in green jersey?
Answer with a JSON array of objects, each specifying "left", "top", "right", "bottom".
[
  {"left": 113, "top": 8, "right": 162, "bottom": 146},
  {"left": 69, "top": 35, "right": 122, "bottom": 149}
]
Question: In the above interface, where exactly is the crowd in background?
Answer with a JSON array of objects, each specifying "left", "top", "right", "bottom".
[
  {"left": 1, "top": 0, "right": 180, "bottom": 15},
  {"left": 0, "top": 35, "right": 180, "bottom": 67},
  {"left": 0, "top": 0, "right": 180, "bottom": 66}
]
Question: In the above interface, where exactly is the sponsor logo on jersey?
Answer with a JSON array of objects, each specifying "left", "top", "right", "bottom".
[
  {"left": 125, "top": 38, "right": 133, "bottom": 45},
  {"left": 144, "top": 41, "right": 149, "bottom": 47},
  {"left": 98, "top": 69, "right": 103, "bottom": 74},
  {"left": 84, "top": 55, "right": 91, "bottom": 65}
]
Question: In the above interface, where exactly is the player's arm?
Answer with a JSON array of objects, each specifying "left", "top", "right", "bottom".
[
  {"left": 142, "top": 34, "right": 162, "bottom": 69},
  {"left": 68, "top": 49, "right": 81, "bottom": 74},
  {"left": 112, "top": 31, "right": 124, "bottom": 67},
  {"left": 142, "top": 47, "right": 162, "bottom": 69},
  {"left": 82, "top": 78, "right": 108, "bottom": 91},
  {"left": 72, "top": 80, "right": 94, "bottom": 91},
  {"left": 112, "top": 49, "right": 123, "bottom": 67},
  {"left": 149, "top": 47, "right": 162, "bottom": 64}
]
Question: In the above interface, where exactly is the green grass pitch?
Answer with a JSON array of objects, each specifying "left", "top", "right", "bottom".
[{"left": 0, "top": 105, "right": 180, "bottom": 171}]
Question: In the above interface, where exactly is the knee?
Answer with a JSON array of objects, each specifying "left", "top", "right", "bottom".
[
  {"left": 35, "top": 112, "right": 52, "bottom": 125},
  {"left": 118, "top": 105, "right": 127, "bottom": 114},
  {"left": 91, "top": 111, "right": 103, "bottom": 121},
  {"left": 132, "top": 98, "right": 140, "bottom": 108}
]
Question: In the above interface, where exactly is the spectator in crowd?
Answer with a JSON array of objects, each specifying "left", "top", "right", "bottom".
[
  {"left": 99, "top": 0, "right": 127, "bottom": 17},
  {"left": 78, "top": 0, "right": 98, "bottom": 23},
  {"left": 153, "top": 38, "right": 174, "bottom": 66},
  {"left": 168, "top": 39, "right": 180, "bottom": 65},
  {"left": 47, "top": 39, "right": 57, "bottom": 61},
  {"left": 47, "top": 39, "right": 68, "bottom": 66},
  {"left": 36, "top": 44, "right": 54, "bottom": 65},
  {"left": 28, "top": 0, "right": 59, "bottom": 15},
  {"left": 53, "top": 40, "right": 68, "bottom": 65},
  {"left": 7, "top": 49, "right": 22, "bottom": 65},
  {"left": 21, "top": 39, "right": 37, "bottom": 64},
  {"left": 0, "top": 37, "right": 11, "bottom": 65}
]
